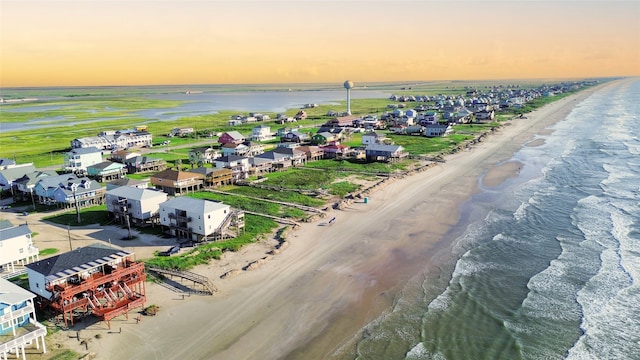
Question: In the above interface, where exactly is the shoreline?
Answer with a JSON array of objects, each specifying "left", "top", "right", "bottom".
[{"left": 17, "top": 83, "right": 605, "bottom": 360}]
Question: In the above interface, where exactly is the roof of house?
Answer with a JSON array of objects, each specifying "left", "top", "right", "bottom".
[
  {"left": 0, "top": 224, "right": 31, "bottom": 240},
  {"left": 0, "top": 277, "right": 35, "bottom": 305},
  {"left": 107, "top": 178, "right": 148, "bottom": 187},
  {"left": 106, "top": 186, "right": 167, "bottom": 201},
  {"left": 123, "top": 156, "right": 163, "bottom": 164},
  {"left": 14, "top": 170, "right": 58, "bottom": 186},
  {"left": 0, "top": 220, "right": 13, "bottom": 230},
  {"left": 223, "top": 131, "right": 245, "bottom": 140},
  {"left": 0, "top": 164, "right": 37, "bottom": 183},
  {"left": 68, "top": 147, "right": 102, "bottom": 155},
  {"left": 152, "top": 169, "right": 203, "bottom": 181},
  {"left": 25, "top": 243, "right": 131, "bottom": 279},
  {"left": 35, "top": 174, "right": 78, "bottom": 190},
  {"left": 87, "top": 161, "right": 125, "bottom": 171},
  {"left": 160, "top": 197, "right": 230, "bottom": 214},
  {"left": 365, "top": 144, "right": 403, "bottom": 152},
  {"left": 216, "top": 155, "right": 248, "bottom": 163},
  {"left": 0, "top": 158, "right": 16, "bottom": 167}
]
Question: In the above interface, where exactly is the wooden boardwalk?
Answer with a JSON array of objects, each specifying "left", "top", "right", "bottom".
[{"left": 147, "top": 267, "right": 218, "bottom": 295}]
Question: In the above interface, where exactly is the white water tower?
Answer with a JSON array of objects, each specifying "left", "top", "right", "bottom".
[{"left": 344, "top": 80, "right": 354, "bottom": 115}]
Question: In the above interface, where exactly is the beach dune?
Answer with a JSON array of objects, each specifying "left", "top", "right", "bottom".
[{"left": 65, "top": 87, "right": 598, "bottom": 360}]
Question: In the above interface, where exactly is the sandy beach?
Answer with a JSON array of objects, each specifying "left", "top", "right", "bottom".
[{"left": 10, "top": 85, "right": 603, "bottom": 360}]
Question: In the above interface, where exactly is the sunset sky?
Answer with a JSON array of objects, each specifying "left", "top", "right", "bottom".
[{"left": 1, "top": 0, "right": 639, "bottom": 87}]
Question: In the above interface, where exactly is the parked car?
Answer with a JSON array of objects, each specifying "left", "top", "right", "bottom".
[{"left": 159, "top": 245, "right": 180, "bottom": 256}]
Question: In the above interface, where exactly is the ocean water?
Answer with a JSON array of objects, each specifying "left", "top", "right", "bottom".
[{"left": 348, "top": 79, "right": 640, "bottom": 360}]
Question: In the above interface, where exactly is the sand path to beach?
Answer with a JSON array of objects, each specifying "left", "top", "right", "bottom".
[{"left": 42, "top": 84, "right": 605, "bottom": 360}]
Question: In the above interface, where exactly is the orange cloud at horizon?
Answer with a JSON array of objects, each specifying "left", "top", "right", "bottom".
[{"left": 1, "top": 1, "right": 638, "bottom": 87}]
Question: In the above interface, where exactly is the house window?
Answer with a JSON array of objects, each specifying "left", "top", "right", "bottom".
[
  {"left": 19, "top": 248, "right": 24, "bottom": 253},
  {"left": 208, "top": 214, "right": 211, "bottom": 219},
  {"left": 36, "top": 283, "right": 39, "bottom": 288},
  {"left": 199, "top": 226, "right": 201, "bottom": 230}
]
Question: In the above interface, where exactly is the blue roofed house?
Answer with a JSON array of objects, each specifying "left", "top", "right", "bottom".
[
  {"left": 33, "top": 174, "right": 78, "bottom": 205},
  {"left": 106, "top": 186, "right": 168, "bottom": 226},
  {"left": 0, "top": 224, "right": 39, "bottom": 275},
  {"left": 64, "top": 147, "right": 103, "bottom": 175},
  {"left": 0, "top": 278, "right": 47, "bottom": 358},
  {"left": 51, "top": 178, "right": 106, "bottom": 209}
]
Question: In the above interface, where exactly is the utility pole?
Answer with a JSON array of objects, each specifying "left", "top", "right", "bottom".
[
  {"left": 73, "top": 188, "right": 81, "bottom": 224},
  {"left": 67, "top": 225, "right": 73, "bottom": 251},
  {"left": 30, "top": 189, "right": 36, "bottom": 211}
]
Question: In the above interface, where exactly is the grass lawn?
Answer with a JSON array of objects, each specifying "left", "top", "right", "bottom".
[{"left": 43, "top": 205, "right": 111, "bottom": 227}]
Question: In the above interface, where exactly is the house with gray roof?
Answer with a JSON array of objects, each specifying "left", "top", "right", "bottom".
[
  {"left": 365, "top": 144, "right": 408, "bottom": 162},
  {"left": 0, "top": 224, "right": 39, "bottom": 275},
  {"left": 64, "top": 147, "right": 103, "bottom": 174},
  {"left": 106, "top": 187, "right": 167, "bottom": 225},
  {"left": 24, "top": 243, "right": 146, "bottom": 329},
  {"left": 0, "top": 163, "right": 36, "bottom": 192},
  {"left": 159, "top": 197, "right": 244, "bottom": 242}
]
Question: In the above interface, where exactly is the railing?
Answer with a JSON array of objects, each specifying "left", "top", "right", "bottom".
[
  {"left": 0, "top": 322, "right": 47, "bottom": 355},
  {"left": 0, "top": 304, "right": 35, "bottom": 323},
  {"left": 46, "top": 261, "right": 145, "bottom": 298},
  {"left": 147, "top": 267, "right": 217, "bottom": 295}
]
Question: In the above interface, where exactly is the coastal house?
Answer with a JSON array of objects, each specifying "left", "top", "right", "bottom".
[
  {"left": 170, "top": 127, "right": 194, "bottom": 137},
  {"left": 13, "top": 170, "right": 57, "bottom": 202},
  {"left": 361, "top": 131, "right": 388, "bottom": 145},
  {"left": 51, "top": 177, "right": 106, "bottom": 209},
  {"left": 159, "top": 197, "right": 244, "bottom": 242},
  {"left": 123, "top": 156, "right": 167, "bottom": 174},
  {"left": 33, "top": 174, "right": 78, "bottom": 205},
  {"left": 250, "top": 125, "right": 274, "bottom": 141},
  {"left": 220, "top": 142, "right": 263, "bottom": 157},
  {"left": 294, "top": 110, "right": 307, "bottom": 120},
  {"left": 150, "top": 169, "right": 204, "bottom": 196},
  {"left": 325, "top": 115, "right": 358, "bottom": 128},
  {"left": 365, "top": 144, "right": 408, "bottom": 162},
  {"left": 188, "top": 147, "right": 220, "bottom": 166},
  {"left": 25, "top": 244, "right": 147, "bottom": 329},
  {"left": 71, "top": 129, "right": 152, "bottom": 150},
  {"left": 280, "top": 131, "right": 309, "bottom": 143},
  {"left": 0, "top": 278, "right": 48, "bottom": 358},
  {"left": 218, "top": 131, "right": 246, "bottom": 145},
  {"left": 474, "top": 109, "right": 495, "bottom": 122},
  {"left": 249, "top": 154, "right": 278, "bottom": 174},
  {"left": 108, "top": 150, "right": 141, "bottom": 163},
  {"left": 0, "top": 163, "right": 36, "bottom": 192},
  {"left": 273, "top": 147, "right": 306, "bottom": 166},
  {"left": 214, "top": 155, "right": 250, "bottom": 182},
  {"left": 106, "top": 178, "right": 149, "bottom": 191},
  {"left": 106, "top": 186, "right": 168, "bottom": 226},
  {"left": 189, "top": 167, "right": 233, "bottom": 188},
  {"left": 311, "top": 132, "right": 338, "bottom": 145},
  {"left": 321, "top": 142, "right": 350, "bottom": 159},
  {"left": 86, "top": 161, "right": 127, "bottom": 182},
  {"left": 296, "top": 145, "right": 324, "bottom": 162},
  {"left": 0, "top": 224, "right": 39, "bottom": 275},
  {"left": 64, "top": 147, "right": 103, "bottom": 174},
  {"left": 424, "top": 124, "right": 453, "bottom": 137}
]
